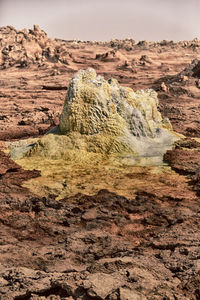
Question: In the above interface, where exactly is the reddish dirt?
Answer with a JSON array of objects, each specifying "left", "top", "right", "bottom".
[{"left": 0, "top": 26, "right": 200, "bottom": 299}]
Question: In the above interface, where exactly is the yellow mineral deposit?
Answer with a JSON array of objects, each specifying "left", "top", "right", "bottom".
[
  {"left": 13, "top": 68, "right": 183, "bottom": 199},
  {"left": 30, "top": 68, "right": 181, "bottom": 158}
]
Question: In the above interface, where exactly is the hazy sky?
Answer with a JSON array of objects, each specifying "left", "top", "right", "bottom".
[{"left": 0, "top": 0, "right": 199, "bottom": 41}]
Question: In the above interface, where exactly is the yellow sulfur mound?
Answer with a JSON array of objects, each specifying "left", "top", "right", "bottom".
[{"left": 11, "top": 68, "right": 181, "bottom": 162}]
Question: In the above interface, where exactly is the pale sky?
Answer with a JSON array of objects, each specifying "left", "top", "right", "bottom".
[{"left": 0, "top": 0, "right": 199, "bottom": 41}]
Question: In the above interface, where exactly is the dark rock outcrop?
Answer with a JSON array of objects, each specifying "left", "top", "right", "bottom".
[
  {"left": 180, "top": 59, "right": 200, "bottom": 78},
  {"left": 0, "top": 150, "right": 40, "bottom": 201},
  {"left": 164, "top": 138, "right": 200, "bottom": 195}
]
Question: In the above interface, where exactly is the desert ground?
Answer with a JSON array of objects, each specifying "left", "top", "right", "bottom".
[{"left": 0, "top": 25, "right": 200, "bottom": 299}]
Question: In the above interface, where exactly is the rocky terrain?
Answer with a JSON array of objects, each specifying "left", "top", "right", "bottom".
[
  {"left": 0, "top": 25, "right": 200, "bottom": 299},
  {"left": 0, "top": 25, "right": 200, "bottom": 142}
]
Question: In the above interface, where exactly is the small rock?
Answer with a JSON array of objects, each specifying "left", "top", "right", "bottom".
[
  {"left": 0, "top": 277, "right": 9, "bottom": 286},
  {"left": 160, "top": 82, "right": 167, "bottom": 92},
  {"left": 196, "top": 79, "right": 200, "bottom": 88},
  {"left": 120, "top": 288, "right": 147, "bottom": 300},
  {"left": 84, "top": 272, "right": 124, "bottom": 299},
  {"left": 180, "top": 75, "right": 188, "bottom": 82},
  {"left": 82, "top": 208, "right": 98, "bottom": 221}
]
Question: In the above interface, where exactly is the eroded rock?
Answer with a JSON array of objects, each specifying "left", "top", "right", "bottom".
[{"left": 0, "top": 25, "right": 72, "bottom": 68}]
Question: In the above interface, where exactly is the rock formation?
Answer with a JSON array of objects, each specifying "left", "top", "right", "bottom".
[
  {"left": 180, "top": 59, "right": 200, "bottom": 78},
  {"left": 0, "top": 25, "right": 72, "bottom": 68},
  {"left": 28, "top": 68, "right": 179, "bottom": 161},
  {"left": 164, "top": 138, "right": 200, "bottom": 195}
]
